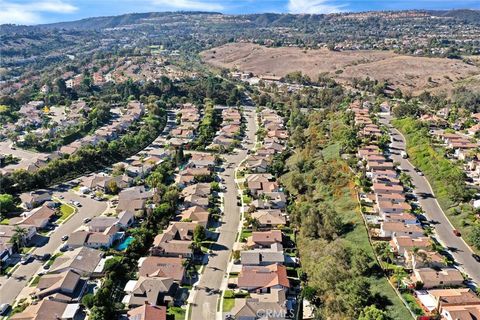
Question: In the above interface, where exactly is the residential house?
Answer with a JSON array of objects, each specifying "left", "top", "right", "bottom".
[
  {"left": 383, "top": 213, "right": 419, "bottom": 225},
  {"left": 0, "top": 225, "right": 36, "bottom": 262},
  {"left": 377, "top": 200, "right": 411, "bottom": 216},
  {"left": 186, "top": 153, "right": 216, "bottom": 169},
  {"left": 404, "top": 249, "right": 446, "bottom": 269},
  {"left": 228, "top": 288, "right": 288, "bottom": 320},
  {"left": 138, "top": 256, "right": 186, "bottom": 283},
  {"left": 32, "top": 270, "right": 86, "bottom": 302},
  {"left": 127, "top": 303, "right": 167, "bottom": 320},
  {"left": 251, "top": 210, "right": 287, "bottom": 228},
  {"left": 181, "top": 183, "right": 210, "bottom": 199},
  {"left": 49, "top": 247, "right": 105, "bottom": 277},
  {"left": 10, "top": 299, "right": 80, "bottom": 320},
  {"left": 380, "top": 222, "right": 424, "bottom": 238},
  {"left": 413, "top": 268, "right": 464, "bottom": 289},
  {"left": 237, "top": 264, "right": 290, "bottom": 293},
  {"left": 179, "top": 206, "right": 210, "bottom": 227},
  {"left": 122, "top": 276, "right": 178, "bottom": 307},
  {"left": 246, "top": 230, "right": 283, "bottom": 249},
  {"left": 241, "top": 244, "right": 285, "bottom": 266},
  {"left": 424, "top": 289, "right": 480, "bottom": 320},
  {"left": 151, "top": 222, "right": 197, "bottom": 258},
  {"left": 390, "top": 235, "right": 432, "bottom": 255},
  {"left": 18, "top": 204, "right": 57, "bottom": 229},
  {"left": 175, "top": 167, "right": 211, "bottom": 187},
  {"left": 20, "top": 190, "right": 52, "bottom": 209},
  {"left": 117, "top": 186, "right": 153, "bottom": 213}
]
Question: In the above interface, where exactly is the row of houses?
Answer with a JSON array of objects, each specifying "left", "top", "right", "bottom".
[
  {"left": 240, "top": 108, "right": 288, "bottom": 174},
  {"left": 225, "top": 108, "right": 295, "bottom": 320},
  {"left": 351, "top": 101, "right": 479, "bottom": 319},
  {"left": 208, "top": 107, "right": 242, "bottom": 150},
  {"left": 120, "top": 152, "right": 221, "bottom": 318},
  {"left": 59, "top": 100, "right": 145, "bottom": 155},
  {"left": 169, "top": 103, "right": 200, "bottom": 148},
  {"left": 6, "top": 101, "right": 177, "bottom": 319},
  {"left": 11, "top": 246, "right": 109, "bottom": 320}
]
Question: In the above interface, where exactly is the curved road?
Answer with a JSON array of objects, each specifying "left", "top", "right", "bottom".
[
  {"left": 380, "top": 114, "right": 480, "bottom": 285},
  {"left": 0, "top": 193, "right": 107, "bottom": 305},
  {"left": 189, "top": 106, "right": 257, "bottom": 320}
]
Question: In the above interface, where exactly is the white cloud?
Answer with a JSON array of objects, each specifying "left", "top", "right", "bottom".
[
  {"left": 288, "top": 0, "right": 345, "bottom": 14},
  {"left": 0, "top": 0, "right": 78, "bottom": 24},
  {"left": 151, "top": 0, "right": 224, "bottom": 11}
]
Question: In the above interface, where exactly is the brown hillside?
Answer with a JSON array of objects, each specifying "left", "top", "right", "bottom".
[{"left": 201, "top": 43, "right": 480, "bottom": 95}]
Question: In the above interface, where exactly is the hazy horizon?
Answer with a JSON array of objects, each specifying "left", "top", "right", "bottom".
[{"left": 1, "top": 0, "right": 480, "bottom": 26}]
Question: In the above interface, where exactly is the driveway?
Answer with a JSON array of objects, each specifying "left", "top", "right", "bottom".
[
  {"left": 380, "top": 113, "right": 480, "bottom": 285},
  {"left": 190, "top": 106, "right": 257, "bottom": 320},
  {"left": 0, "top": 192, "right": 107, "bottom": 305}
]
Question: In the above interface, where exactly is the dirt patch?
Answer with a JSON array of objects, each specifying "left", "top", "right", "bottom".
[{"left": 201, "top": 43, "right": 480, "bottom": 95}]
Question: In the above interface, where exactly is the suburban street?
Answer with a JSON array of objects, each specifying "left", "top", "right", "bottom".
[
  {"left": 380, "top": 113, "right": 480, "bottom": 285},
  {"left": 0, "top": 192, "right": 107, "bottom": 305},
  {"left": 0, "top": 109, "right": 177, "bottom": 307},
  {"left": 190, "top": 106, "right": 257, "bottom": 320}
]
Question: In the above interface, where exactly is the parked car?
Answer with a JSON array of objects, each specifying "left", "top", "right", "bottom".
[
  {"left": 472, "top": 254, "right": 480, "bottom": 263},
  {"left": 21, "top": 254, "right": 32, "bottom": 265},
  {"left": 414, "top": 168, "right": 424, "bottom": 176},
  {"left": 453, "top": 229, "right": 461, "bottom": 237},
  {"left": 0, "top": 303, "right": 10, "bottom": 316},
  {"left": 83, "top": 217, "right": 91, "bottom": 223},
  {"left": 41, "top": 253, "right": 51, "bottom": 261},
  {"left": 59, "top": 244, "right": 69, "bottom": 252},
  {"left": 61, "top": 235, "right": 69, "bottom": 241}
]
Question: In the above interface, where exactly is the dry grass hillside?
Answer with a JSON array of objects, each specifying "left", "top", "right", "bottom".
[{"left": 201, "top": 43, "right": 480, "bottom": 95}]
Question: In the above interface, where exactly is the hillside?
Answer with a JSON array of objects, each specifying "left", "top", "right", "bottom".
[{"left": 201, "top": 42, "right": 480, "bottom": 95}]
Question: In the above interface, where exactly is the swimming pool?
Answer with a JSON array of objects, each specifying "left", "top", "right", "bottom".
[{"left": 115, "top": 236, "right": 134, "bottom": 251}]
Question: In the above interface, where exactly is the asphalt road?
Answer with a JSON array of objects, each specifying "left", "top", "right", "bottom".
[
  {"left": 190, "top": 106, "right": 257, "bottom": 320},
  {"left": 0, "top": 190, "right": 108, "bottom": 305},
  {"left": 0, "top": 108, "right": 177, "bottom": 307},
  {"left": 0, "top": 140, "right": 48, "bottom": 173},
  {"left": 380, "top": 113, "right": 480, "bottom": 285}
]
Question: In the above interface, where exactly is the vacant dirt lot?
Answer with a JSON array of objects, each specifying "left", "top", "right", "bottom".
[{"left": 201, "top": 43, "right": 480, "bottom": 95}]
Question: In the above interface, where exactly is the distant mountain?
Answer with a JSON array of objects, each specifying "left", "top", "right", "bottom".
[
  {"left": 3, "top": 9, "right": 479, "bottom": 31},
  {"left": 428, "top": 9, "right": 480, "bottom": 23},
  {"left": 37, "top": 11, "right": 221, "bottom": 30}
]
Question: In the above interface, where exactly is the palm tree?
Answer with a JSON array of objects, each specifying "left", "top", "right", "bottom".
[
  {"left": 11, "top": 226, "right": 28, "bottom": 251},
  {"left": 182, "top": 259, "right": 196, "bottom": 285}
]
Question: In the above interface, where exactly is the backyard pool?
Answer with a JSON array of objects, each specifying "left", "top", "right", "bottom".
[{"left": 115, "top": 236, "right": 134, "bottom": 251}]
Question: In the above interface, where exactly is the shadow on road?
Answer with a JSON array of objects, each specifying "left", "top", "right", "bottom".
[
  {"left": 417, "top": 192, "right": 434, "bottom": 199},
  {"left": 209, "top": 243, "right": 229, "bottom": 251},
  {"left": 30, "top": 234, "right": 50, "bottom": 247},
  {"left": 447, "top": 246, "right": 462, "bottom": 253}
]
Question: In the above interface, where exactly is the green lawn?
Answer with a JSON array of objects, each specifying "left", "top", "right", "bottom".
[
  {"left": 222, "top": 298, "right": 235, "bottom": 312},
  {"left": 0, "top": 218, "right": 10, "bottom": 225},
  {"left": 402, "top": 293, "right": 424, "bottom": 316},
  {"left": 29, "top": 275, "right": 41, "bottom": 287},
  {"left": 242, "top": 195, "right": 252, "bottom": 204},
  {"left": 58, "top": 204, "right": 75, "bottom": 222},
  {"left": 240, "top": 229, "right": 252, "bottom": 242},
  {"left": 168, "top": 306, "right": 185, "bottom": 320}
]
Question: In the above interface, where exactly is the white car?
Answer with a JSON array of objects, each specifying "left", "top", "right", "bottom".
[{"left": 0, "top": 303, "right": 10, "bottom": 316}]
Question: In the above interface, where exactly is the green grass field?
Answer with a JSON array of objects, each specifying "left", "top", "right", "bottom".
[{"left": 58, "top": 204, "right": 75, "bottom": 222}]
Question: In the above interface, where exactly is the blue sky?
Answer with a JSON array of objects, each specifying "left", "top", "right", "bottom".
[{"left": 1, "top": 0, "right": 480, "bottom": 25}]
